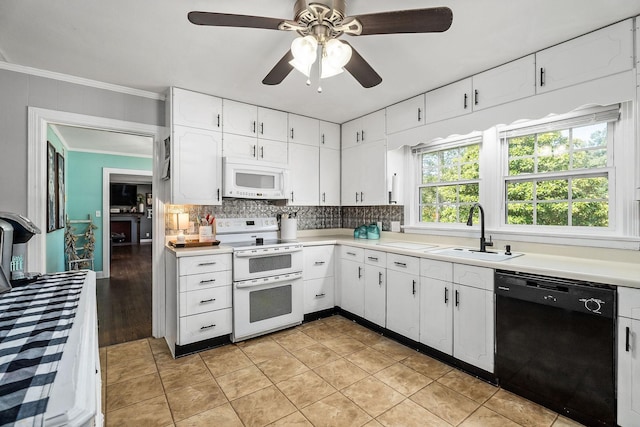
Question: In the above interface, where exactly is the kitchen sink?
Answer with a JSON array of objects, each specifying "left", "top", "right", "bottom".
[
  {"left": 376, "top": 241, "right": 438, "bottom": 250},
  {"left": 430, "top": 247, "right": 523, "bottom": 262}
]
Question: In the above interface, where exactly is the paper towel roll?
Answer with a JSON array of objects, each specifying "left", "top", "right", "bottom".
[
  {"left": 281, "top": 218, "right": 297, "bottom": 241},
  {"left": 390, "top": 173, "right": 399, "bottom": 204}
]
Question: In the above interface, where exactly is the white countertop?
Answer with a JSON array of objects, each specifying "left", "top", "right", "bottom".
[{"left": 167, "top": 233, "right": 640, "bottom": 289}]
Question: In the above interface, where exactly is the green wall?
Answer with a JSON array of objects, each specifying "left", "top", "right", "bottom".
[
  {"left": 45, "top": 127, "right": 66, "bottom": 273},
  {"left": 63, "top": 152, "right": 151, "bottom": 273}
]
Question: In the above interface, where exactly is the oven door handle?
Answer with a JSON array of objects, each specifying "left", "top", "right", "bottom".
[
  {"left": 235, "top": 272, "right": 302, "bottom": 289},
  {"left": 234, "top": 246, "right": 303, "bottom": 257}
]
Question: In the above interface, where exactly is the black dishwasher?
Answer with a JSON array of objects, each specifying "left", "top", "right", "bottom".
[{"left": 495, "top": 270, "right": 616, "bottom": 427}]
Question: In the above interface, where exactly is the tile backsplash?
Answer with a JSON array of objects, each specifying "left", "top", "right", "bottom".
[{"left": 165, "top": 199, "right": 403, "bottom": 233}]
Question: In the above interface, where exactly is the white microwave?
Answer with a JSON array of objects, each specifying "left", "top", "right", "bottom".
[{"left": 223, "top": 157, "right": 289, "bottom": 199}]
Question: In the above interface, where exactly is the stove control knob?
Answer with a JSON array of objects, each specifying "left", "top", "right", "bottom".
[{"left": 579, "top": 297, "right": 604, "bottom": 314}]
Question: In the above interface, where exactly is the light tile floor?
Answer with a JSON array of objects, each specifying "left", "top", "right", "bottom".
[{"left": 100, "top": 315, "right": 585, "bottom": 427}]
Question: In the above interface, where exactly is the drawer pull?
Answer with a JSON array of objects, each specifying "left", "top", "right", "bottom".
[
  {"left": 346, "top": 252, "right": 357, "bottom": 256},
  {"left": 198, "top": 262, "right": 217, "bottom": 266},
  {"left": 315, "top": 293, "right": 326, "bottom": 298},
  {"left": 200, "top": 324, "right": 216, "bottom": 330},
  {"left": 368, "top": 256, "right": 379, "bottom": 262},
  {"left": 314, "top": 261, "right": 325, "bottom": 265},
  {"left": 394, "top": 262, "right": 407, "bottom": 267},
  {"left": 200, "top": 298, "right": 217, "bottom": 304},
  {"left": 199, "top": 279, "right": 216, "bottom": 284}
]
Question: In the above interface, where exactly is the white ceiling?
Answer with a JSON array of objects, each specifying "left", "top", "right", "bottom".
[
  {"left": 2, "top": 1, "right": 640, "bottom": 124},
  {"left": 51, "top": 124, "right": 153, "bottom": 157}
]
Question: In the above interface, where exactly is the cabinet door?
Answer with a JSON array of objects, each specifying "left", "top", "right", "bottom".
[
  {"left": 453, "top": 284, "right": 494, "bottom": 373},
  {"left": 419, "top": 277, "right": 453, "bottom": 355},
  {"left": 289, "top": 114, "right": 320, "bottom": 146},
  {"left": 536, "top": 19, "right": 633, "bottom": 94},
  {"left": 472, "top": 55, "right": 535, "bottom": 111},
  {"left": 259, "top": 139, "right": 288, "bottom": 164},
  {"left": 172, "top": 125, "right": 222, "bottom": 205},
  {"left": 304, "top": 277, "right": 335, "bottom": 314},
  {"left": 386, "top": 269, "right": 420, "bottom": 341},
  {"left": 360, "top": 139, "right": 387, "bottom": 205},
  {"left": 320, "top": 121, "right": 341, "bottom": 150},
  {"left": 425, "top": 78, "right": 473, "bottom": 123},
  {"left": 339, "top": 259, "right": 364, "bottom": 317},
  {"left": 386, "top": 95, "right": 425, "bottom": 134},
  {"left": 171, "top": 87, "right": 222, "bottom": 131},
  {"left": 319, "top": 147, "right": 340, "bottom": 206},
  {"left": 222, "top": 133, "right": 257, "bottom": 160},
  {"left": 223, "top": 99, "right": 257, "bottom": 137},
  {"left": 617, "top": 316, "right": 640, "bottom": 427},
  {"left": 258, "top": 107, "right": 288, "bottom": 142},
  {"left": 364, "top": 264, "right": 386, "bottom": 327},
  {"left": 341, "top": 145, "right": 363, "bottom": 205},
  {"left": 288, "top": 143, "right": 319, "bottom": 205},
  {"left": 361, "top": 110, "right": 386, "bottom": 144},
  {"left": 341, "top": 118, "right": 361, "bottom": 149}
]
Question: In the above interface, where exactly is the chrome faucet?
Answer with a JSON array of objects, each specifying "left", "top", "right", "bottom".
[{"left": 466, "top": 203, "right": 493, "bottom": 252}]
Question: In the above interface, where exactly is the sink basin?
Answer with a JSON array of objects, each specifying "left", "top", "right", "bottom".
[
  {"left": 431, "top": 247, "right": 523, "bottom": 262},
  {"left": 377, "top": 241, "right": 437, "bottom": 250}
]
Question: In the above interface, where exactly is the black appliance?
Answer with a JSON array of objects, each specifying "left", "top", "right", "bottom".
[{"left": 495, "top": 270, "right": 616, "bottom": 427}]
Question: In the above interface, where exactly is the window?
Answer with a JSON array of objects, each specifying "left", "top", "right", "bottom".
[
  {"left": 502, "top": 108, "right": 617, "bottom": 227},
  {"left": 417, "top": 141, "right": 480, "bottom": 223}
]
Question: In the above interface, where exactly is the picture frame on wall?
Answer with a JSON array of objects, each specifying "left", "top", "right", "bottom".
[
  {"left": 46, "top": 141, "right": 57, "bottom": 233},
  {"left": 56, "top": 152, "right": 65, "bottom": 229}
]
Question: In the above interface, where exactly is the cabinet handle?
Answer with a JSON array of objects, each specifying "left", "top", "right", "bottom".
[
  {"left": 378, "top": 272, "right": 383, "bottom": 285},
  {"left": 252, "top": 145, "right": 257, "bottom": 157},
  {"left": 315, "top": 293, "right": 326, "bottom": 298},
  {"left": 368, "top": 256, "right": 378, "bottom": 262},
  {"left": 361, "top": 130, "right": 365, "bottom": 141},
  {"left": 355, "top": 192, "right": 359, "bottom": 202},
  {"left": 260, "top": 122, "right": 264, "bottom": 135},
  {"left": 291, "top": 191, "right": 294, "bottom": 202},
  {"left": 418, "top": 107, "right": 422, "bottom": 122},
  {"left": 346, "top": 252, "right": 356, "bottom": 256},
  {"left": 626, "top": 326, "right": 631, "bottom": 352},
  {"left": 314, "top": 261, "right": 325, "bottom": 265},
  {"left": 394, "top": 261, "right": 407, "bottom": 268},
  {"left": 290, "top": 128, "right": 294, "bottom": 139},
  {"left": 321, "top": 134, "right": 325, "bottom": 144},
  {"left": 358, "top": 266, "right": 362, "bottom": 279},
  {"left": 199, "top": 279, "right": 216, "bottom": 284},
  {"left": 217, "top": 114, "right": 220, "bottom": 128},
  {"left": 322, "top": 192, "right": 326, "bottom": 202},
  {"left": 463, "top": 93, "right": 468, "bottom": 109},
  {"left": 200, "top": 324, "right": 216, "bottom": 330},
  {"left": 356, "top": 131, "right": 360, "bottom": 142},
  {"left": 455, "top": 290, "right": 460, "bottom": 307},
  {"left": 474, "top": 89, "right": 479, "bottom": 105},
  {"left": 540, "top": 67, "right": 545, "bottom": 86},
  {"left": 217, "top": 188, "right": 220, "bottom": 201},
  {"left": 360, "top": 192, "right": 364, "bottom": 202},
  {"left": 444, "top": 287, "right": 449, "bottom": 304},
  {"left": 260, "top": 146, "right": 264, "bottom": 158},
  {"left": 200, "top": 298, "right": 216, "bottom": 304},
  {"left": 412, "top": 280, "right": 416, "bottom": 295},
  {"left": 252, "top": 121, "right": 256, "bottom": 133},
  {"left": 198, "top": 262, "right": 216, "bottom": 266}
]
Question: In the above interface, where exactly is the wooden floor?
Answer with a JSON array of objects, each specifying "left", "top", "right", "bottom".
[{"left": 97, "top": 243, "right": 152, "bottom": 347}]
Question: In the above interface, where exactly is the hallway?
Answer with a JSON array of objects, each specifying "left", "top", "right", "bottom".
[{"left": 97, "top": 243, "right": 152, "bottom": 347}]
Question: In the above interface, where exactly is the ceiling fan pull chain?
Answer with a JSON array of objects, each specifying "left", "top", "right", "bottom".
[{"left": 317, "top": 44, "right": 324, "bottom": 93}]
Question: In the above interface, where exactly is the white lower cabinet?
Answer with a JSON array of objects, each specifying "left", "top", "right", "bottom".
[
  {"left": 303, "top": 245, "right": 335, "bottom": 314},
  {"left": 617, "top": 287, "right": 640, "bottom": 426},
  {"left": 364, "top": 250, "right": 386, "bottom": 327},
  {"left": 339, "top": 246, "right": 365, "bottom": 317},
  {"left": 386, "top": 254, "right": 420, "bottom": 342},
  {"left": 420, "top": 276, "right": 453, "bottom": 354}
]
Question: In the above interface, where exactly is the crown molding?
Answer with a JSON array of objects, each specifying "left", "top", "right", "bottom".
[{"left": 0, "top": 60, "right": 165, "bottom": 101}]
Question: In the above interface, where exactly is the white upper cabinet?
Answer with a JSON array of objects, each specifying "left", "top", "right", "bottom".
[
  {"left": 258, "top": 107, "right": 288, "bottom": 141},
  {"left": 535, "top": 19, "right": 633, "bottom": 94},
  {"left": 319, "top": 146, "right": 341, "bottom": 206},
  {"left": 341, "top": 139, "right": 387, "bottom": 206},
  {"left": 289, "top": 114, "right": 320, "bottom": 146},
  {"left": 222, "top": 99, "right": 288, "bottom": 141},
  {"left": 222, "top": 133, "right": 288, "bottom": 165},
  {"left": 171, "top": 87, "right": 223, "bottom": 131},
  {"left": 472, "top": 55, "right": 536, "bottom": 111},
  {"left": 386, "top": 94, "right": 426, "bottom": 134},
  {"left": 425, "top": 78, "right": 473, "bottom": 123},
  {"left": 288, "top": 143, "right": 319, "bottom": 205},
  {"left": 320, "top": 121, "right": 340, "bottom": 150},
  {"left": 341, "top": 109, "right": 386, "bottom": 149}
]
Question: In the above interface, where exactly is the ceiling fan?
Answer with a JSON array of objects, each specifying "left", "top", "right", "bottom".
[{"left": 188, "top": 1, "right": 453, "bottom": 91}]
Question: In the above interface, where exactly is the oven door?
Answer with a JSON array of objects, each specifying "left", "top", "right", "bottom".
[
  {"left": 233, "top": 245, "right": 303, "bottom": 282},
  {"left": 232, "top": 272, "right": 303, "bottom": 342}
]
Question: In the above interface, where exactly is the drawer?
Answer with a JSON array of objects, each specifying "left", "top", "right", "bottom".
[
  {"left": 420, "top": 259, "right": 453, "bottom": 281},
  {"left": 618, "top": 287, "right": 640, "bottom": 319},
  {"left": 180, "top": 286, "right": 232, "bottom": 317},
  {"left": 340, "top": 246, "right": 364, "bottom": 262},
  {"left": 304, "top": 277, "right": 335, "bottom": 314},
  {"left": 179, "top": 270, "right": 232, "bottom": 292},
  {"left": 365, "top": 249, "right": 387, "bottom": 266},
  {"left": 386, "top": 253, "right": 420, "bottom": 275},
  {"left": 178, "top": 308, "right": 232, "bottom": 345},
  {"left": 453, "top": 264, "right": 494, "bottom": 291},
  {"left": 178, "top": 254, "right": 231, "bottom": 276},
  {"left": 304, "top": 245, "right": 335, "bottom": 280}
]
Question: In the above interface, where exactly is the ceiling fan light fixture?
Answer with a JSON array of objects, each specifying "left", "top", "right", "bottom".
[{"left": 321, "top": 38, "right": 352, "bottom": 77}]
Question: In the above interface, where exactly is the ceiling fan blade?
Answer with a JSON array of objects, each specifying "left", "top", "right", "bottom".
[
  {"left": 351, "top": 7, "right": 453, "bottom": 35},
  {"left": 342, "top": 42, "right": 382, "bottom": 88},
  {"left": 262, "top": 50, "right": 295, "bottom": 85},
  {"left": 188, "top": 11, "right": 285, "bottom": 30}
]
